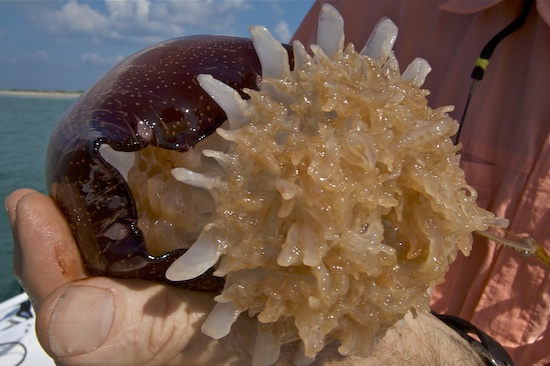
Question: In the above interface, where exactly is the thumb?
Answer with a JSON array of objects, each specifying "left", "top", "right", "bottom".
[{"left": 35, "top": 277, "right": 241, "bottom": 366}]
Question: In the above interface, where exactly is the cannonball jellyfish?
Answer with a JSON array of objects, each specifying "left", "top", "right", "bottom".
[
  {"left": 46, "top": 24, "right": 295, "bottom": 291},
  {"left": 46, "top": 4, "right": 507, "bottom": 365}
]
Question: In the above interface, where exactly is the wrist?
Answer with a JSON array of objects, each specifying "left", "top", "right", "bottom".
[{"left": 361, "top": 311, "right": 486, "bottom": 366}]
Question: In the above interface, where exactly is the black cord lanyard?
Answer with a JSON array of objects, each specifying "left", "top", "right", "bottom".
[{"left": 455, "top": 0, "right": 535, "bottom": 144}]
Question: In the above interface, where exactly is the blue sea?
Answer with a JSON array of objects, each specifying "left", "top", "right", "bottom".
[{"left": 0, "top": 93, "right": 78, "bottom": 302}]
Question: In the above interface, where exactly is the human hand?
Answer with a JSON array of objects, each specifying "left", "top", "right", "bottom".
[{"left": 6, "top": 189, "right": 484, "bottom": 366}]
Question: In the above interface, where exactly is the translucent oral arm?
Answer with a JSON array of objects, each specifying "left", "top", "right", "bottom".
[
  {"left": 201, "top": 301, "right": 241, "bottom": 339},
  {"left": 165, "top": 229, "right": 221, "bottom": 281},
  {"left": 249, "top": 25, "right": 290, "bottom": 80},
  {"left": 98, "top": 144, "right": 135, "bottom": 182},
  {"left": 360, "top": 17, "right": 398, "bottom": 62},
  {"left": 252, "top": 324, "right": 282, "bottom": 366},
  {"left": 317, "top": 3, "right": 344, "bottom": 57},
  {"left": 197, "top": 74, "right": 248, "bottom": 129},
  {"left": 401, "top": 57, "right": 432, "bottom": 87}
]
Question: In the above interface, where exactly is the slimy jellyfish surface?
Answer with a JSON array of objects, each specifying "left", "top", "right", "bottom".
[
  {"left": 129, "top": 5, "right": 506, "bottom": 365},
  {"left": 47, "top": 3, "right": 508, "bottom": 365}
]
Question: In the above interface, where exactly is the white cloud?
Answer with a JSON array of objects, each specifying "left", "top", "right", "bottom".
[
  {"left": 273, "top": 20, "right": 291, "bottom": 43},
  {"left": 0, "top": 50, "right": 50, "bottom": 63},
  {"left": 31, "top": 0, "right": 250, "bottom": 44},
  {"left": 81, "top": 52, "right": 125, "bottom": 65},
  {"left": 27, "top": 50, "right": 50, "bottom": 61},
  {"left": 35, "top": 1, "right": 108, "bottom": 34},
  {"left": 149, "top": 0, "right": 248, "bottom": 30}
]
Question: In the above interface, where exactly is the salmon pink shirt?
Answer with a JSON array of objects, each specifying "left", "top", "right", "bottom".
[{"left": 294, "top": 1, "right": 549, "bottom": 365}]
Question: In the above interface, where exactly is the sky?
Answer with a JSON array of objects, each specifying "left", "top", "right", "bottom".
[{"left": 0, "top": 0, "right": 315, "bottom": 92}]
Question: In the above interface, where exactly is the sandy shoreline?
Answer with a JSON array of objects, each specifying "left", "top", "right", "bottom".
[{"left": 0, "top": 90, "right": 81, "bottom": 99}]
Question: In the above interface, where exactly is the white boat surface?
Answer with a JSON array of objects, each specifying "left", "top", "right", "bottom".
[{"left": 0, "top": 292, "right": 55, "bottom": 365}]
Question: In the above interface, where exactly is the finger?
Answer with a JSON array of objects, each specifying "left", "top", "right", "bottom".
[
  {"left": 7, "top": 189, "right": 86, "bottom": 307},
  {"left": 35, "top": 277, "right": 257, "bottom": 366},
  {"left": 5, "top": 188, "right": 37, "bottom": 250},
  {"left": 6, "top": 189, "right": 36, "bottom": 285},
  {"left": 5, "top": 188, "right": 37, "bottom": 225}
]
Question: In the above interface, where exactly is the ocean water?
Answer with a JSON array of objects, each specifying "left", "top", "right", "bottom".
[{"left": 0, "top": 93, "right": 78, "bottom": 302}]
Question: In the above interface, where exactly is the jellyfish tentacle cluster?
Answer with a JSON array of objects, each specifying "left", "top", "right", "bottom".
[{"left": 160, "top": 4, "right": 505, "bottom": 364}]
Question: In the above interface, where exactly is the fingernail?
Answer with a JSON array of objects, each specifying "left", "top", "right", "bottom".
[{"left": 49, "top": 286, "right": 114, "bottom": 357}]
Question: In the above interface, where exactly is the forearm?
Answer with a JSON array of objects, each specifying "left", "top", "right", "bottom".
[
  {"left": 271, "top": 311, "right": 484, "bottom": 366},
  {"left": 368, "top": 311, "right": 484, "bottom": 366}
]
